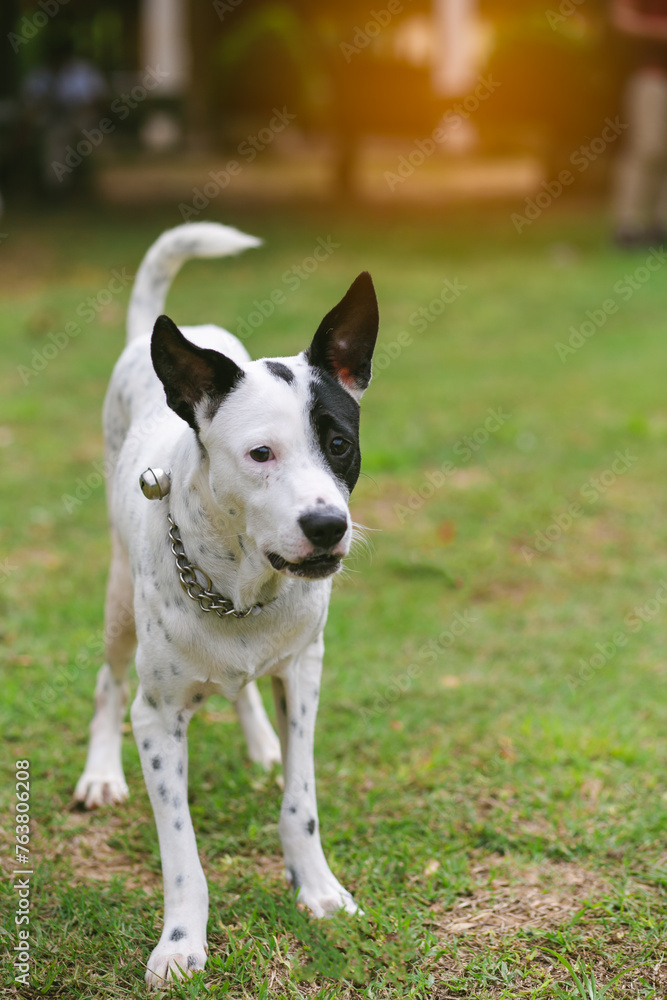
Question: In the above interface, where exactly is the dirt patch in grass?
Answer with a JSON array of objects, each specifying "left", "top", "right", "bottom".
[
  {"left": 427, "top": 854, "right": 667, "bottom": 998},
  {"left": 246, "top": 852, "right": 286, "bottom": 881},
  {"left": 71, "top": 824, "right": 152, "bottom": 886},
  {"left": 33, "top": 812, "right": 161, "bottom": 892},
  {"left": 429, "top": 855, "right": 610, "bottom": 937}
]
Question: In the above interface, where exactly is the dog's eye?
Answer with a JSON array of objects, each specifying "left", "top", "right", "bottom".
[
  {"left": 249, "top": 446, "right": 274, "bottom": 463},
  {"left": 329, "top": 436, "right": 350, "bottom": 457}
]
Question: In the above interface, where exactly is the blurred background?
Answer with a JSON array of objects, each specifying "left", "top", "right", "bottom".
[{"left": 0, "top": 0, "right": 630, "bottom": 209}]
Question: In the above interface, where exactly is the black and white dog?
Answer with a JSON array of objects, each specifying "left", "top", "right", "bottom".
[{"left": 74, "top": 223, "right": 378, "bottom": 987}]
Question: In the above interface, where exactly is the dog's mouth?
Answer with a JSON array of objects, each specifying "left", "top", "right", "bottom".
[{"left": 267, "top": 552, "right": 342, "bottom": 579}]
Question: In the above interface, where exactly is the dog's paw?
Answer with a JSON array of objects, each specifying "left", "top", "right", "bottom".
[
  {"left": 73, "top": 772, "right": 129, "bottom": 809},
  {"left": 247, "top": 730, "right": 282, "bottom": 770},
  {"left": 145, "top": 941, "right": 207, "bottom": 989},
  {"left": 241, "top": 712, "right": 282, "bottom": 770},
  {"left": 288, "top": 871, "right": 359, "bottom": 918}
]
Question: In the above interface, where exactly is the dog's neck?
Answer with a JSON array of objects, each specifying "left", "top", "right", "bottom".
[{"left": 166, "top": 437, "right": 291, "bottom": 613}]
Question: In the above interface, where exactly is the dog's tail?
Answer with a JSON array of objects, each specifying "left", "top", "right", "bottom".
[{"left": 126, "top": 223, "right": 261, "bottom": 343}]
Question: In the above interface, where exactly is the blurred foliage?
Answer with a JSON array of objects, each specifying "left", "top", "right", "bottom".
[{"left": 2, "top": 0, "right": 635, "bottom": 197}]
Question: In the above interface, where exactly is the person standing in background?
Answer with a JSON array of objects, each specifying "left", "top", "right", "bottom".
[
  {"left": 612, "top": 0, "right": 667, "bottom": 247},
  {"left": 22, "top": 39, "right": 107, "bottom": 199}
]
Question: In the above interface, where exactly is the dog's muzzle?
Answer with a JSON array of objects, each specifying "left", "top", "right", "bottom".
[
  {"left": 267, "top": 551, "right": 342, "bottom": 579},
  {"left": 267, "top": 508, "right": 348, "bottom": 580}
]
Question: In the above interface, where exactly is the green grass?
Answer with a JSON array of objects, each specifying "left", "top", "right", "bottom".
[{"left": 2, "top": 199, "right": 667, "bottom": 998}]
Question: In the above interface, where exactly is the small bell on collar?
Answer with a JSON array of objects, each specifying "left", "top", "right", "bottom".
[{"left": 139, "top": 467, "right": 171, "bottom": 500}]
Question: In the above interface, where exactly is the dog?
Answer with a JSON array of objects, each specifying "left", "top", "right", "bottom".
[{"left": 74, "top": 223, "right": 378, "bottom": 987}]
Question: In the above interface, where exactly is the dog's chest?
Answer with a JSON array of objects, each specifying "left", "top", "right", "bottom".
[{"left": 135, "top": 570, "right": 327, "bottom": 700}]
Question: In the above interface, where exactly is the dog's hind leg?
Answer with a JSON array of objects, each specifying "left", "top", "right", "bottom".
[
  {"left": 234, "top": 682, "right": 281, "bottom": 769},
  {"left": 74, "top": 533, "right": 136, "bottom": 808}
]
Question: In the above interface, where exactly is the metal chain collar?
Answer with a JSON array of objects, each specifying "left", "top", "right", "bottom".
[{"left": 167, "top": 514, "right": 264, "bottom": 619}]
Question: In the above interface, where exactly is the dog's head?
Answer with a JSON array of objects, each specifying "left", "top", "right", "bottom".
[{"left": 151, "top": 273, "right": 378, "bottom": 580}]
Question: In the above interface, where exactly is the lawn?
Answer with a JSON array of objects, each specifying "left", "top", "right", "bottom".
[{"left": 2, "top": 198, "right": 667, "bottom": 998}]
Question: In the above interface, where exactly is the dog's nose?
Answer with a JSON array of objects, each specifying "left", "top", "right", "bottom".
[{"left": 298, "top": 509, "right": 348, "bottom": 549}]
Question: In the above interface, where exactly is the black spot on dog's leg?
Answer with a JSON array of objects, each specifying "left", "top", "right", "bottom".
[
  {"left": 288, "top": 867, "right": 301, "bottom": 891},
  {"left": 187, "top": 954, "right": 200, "bottom": 969},
  {"left": 142, "top": 738, "right": 152, "bottom": 751},
  {"left": 306, "top": 818, "right": 316, "bottom": 835},
  {"left": 151, "top": 756, "right": 162, "bottom": 770},
  {"left": 169, "top": 927, "right": 186, "bottom": 942}
]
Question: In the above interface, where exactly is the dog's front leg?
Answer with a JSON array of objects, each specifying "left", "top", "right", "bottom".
[
  {"left": 131, "top": 683, "right": 208, "bottom": 988},
  {"left": 273, "top": 637, "right": 358, "bottom": 917}
]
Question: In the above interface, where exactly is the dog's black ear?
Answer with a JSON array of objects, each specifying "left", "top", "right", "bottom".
[
  {"left": 151, "top": 315, "right": 244, "bottom": 431},
  {"left": 307, "top": 272, "right": 379, "bottom": 402}
]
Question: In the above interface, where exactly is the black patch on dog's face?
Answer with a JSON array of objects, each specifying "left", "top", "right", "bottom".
[
  {"left": 265, "top": 360, "right": 295, "bottom": 385},
  {"left": 308, "top": 372, "right": 361, "bottom": 494}
]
